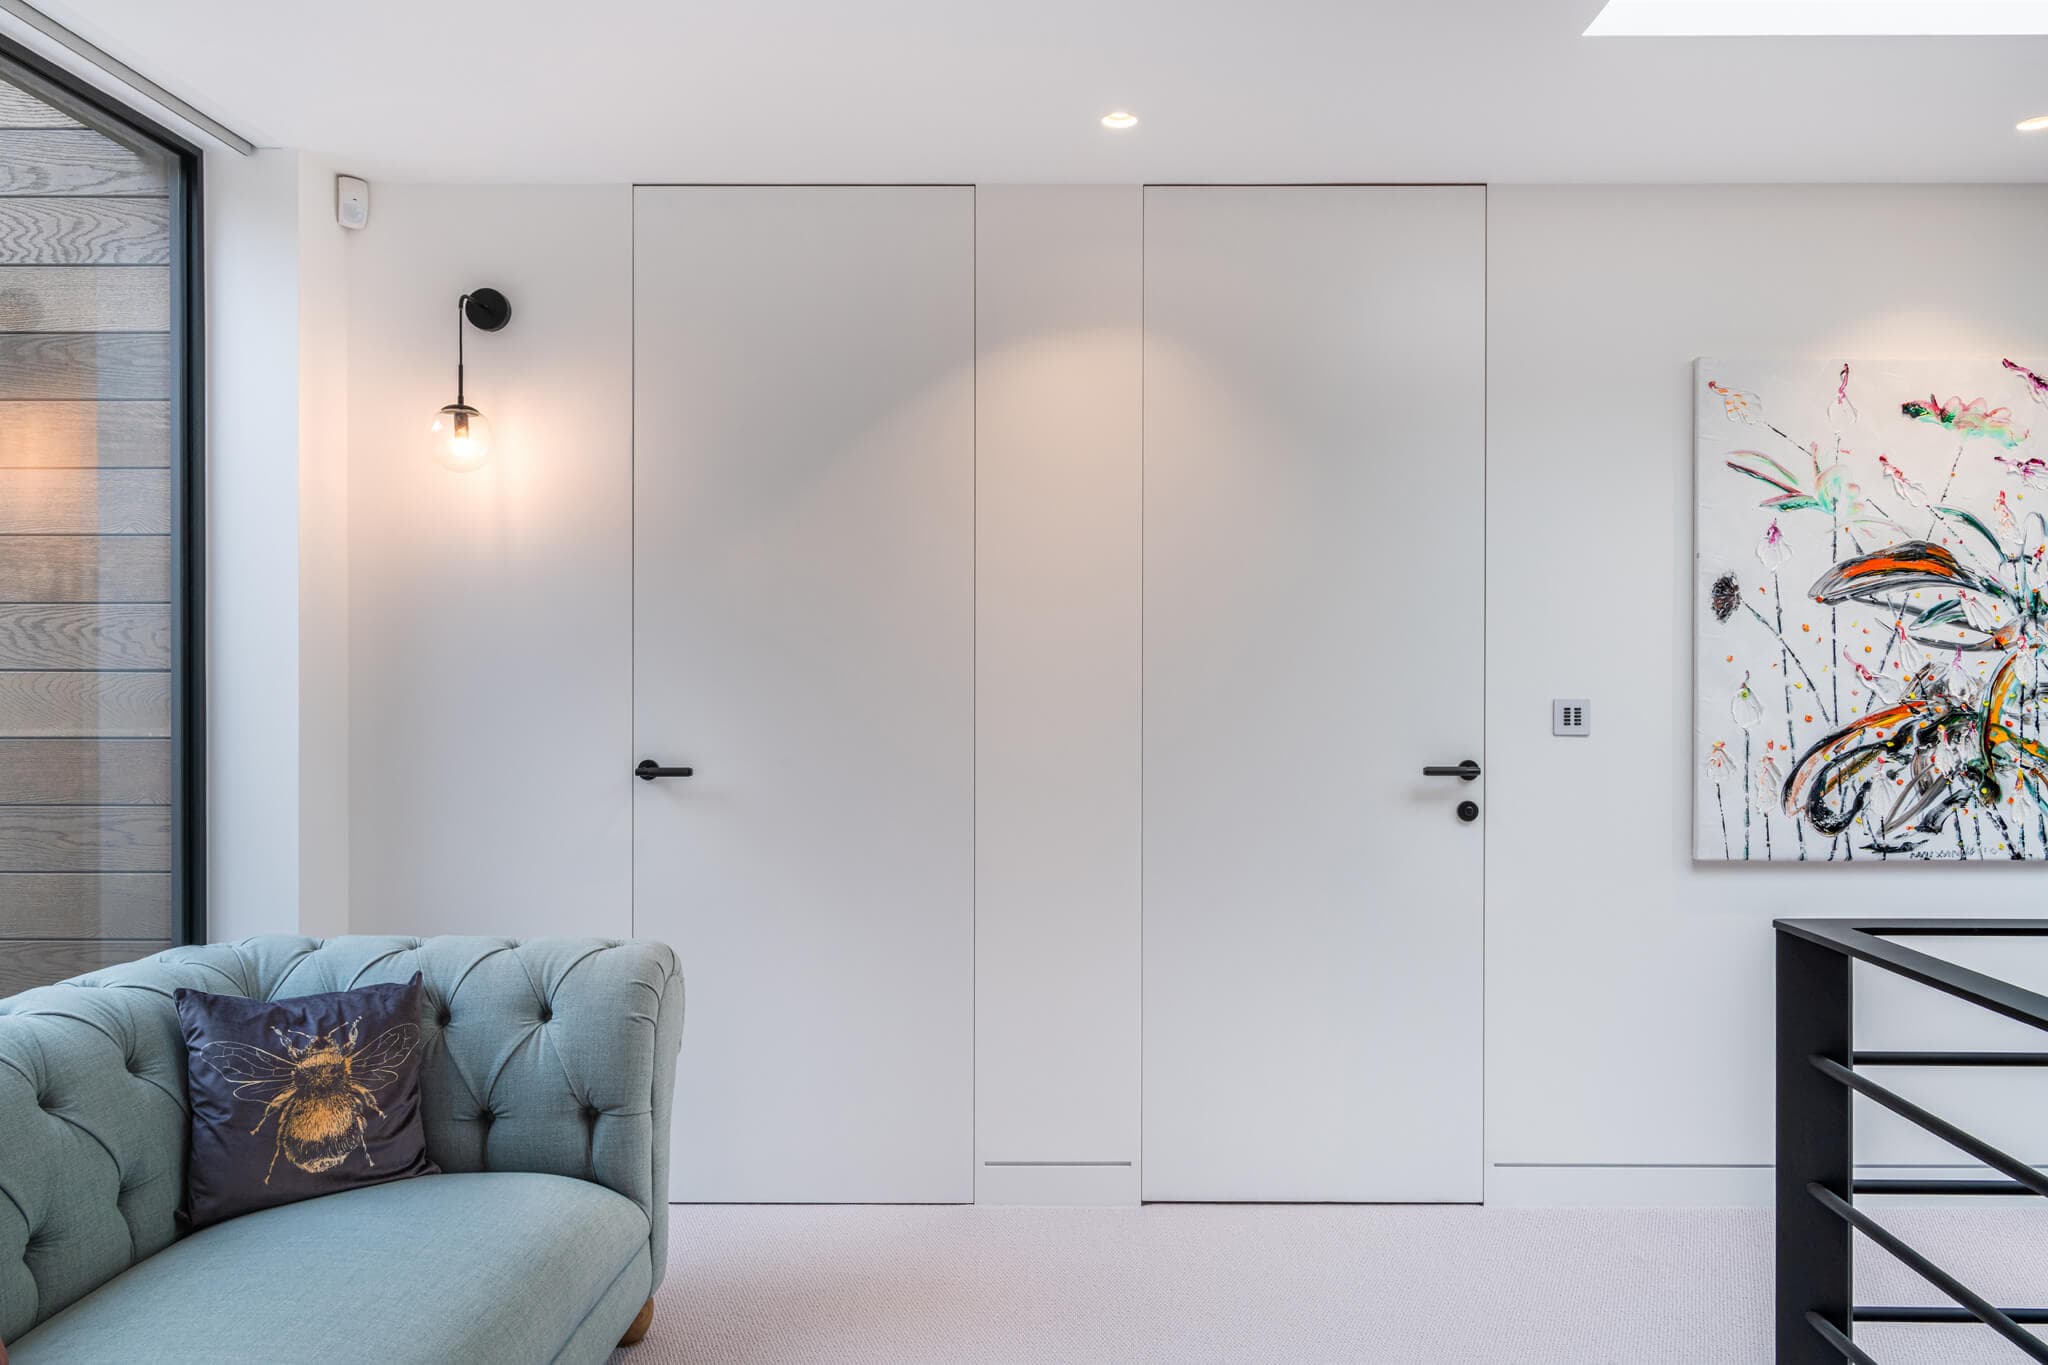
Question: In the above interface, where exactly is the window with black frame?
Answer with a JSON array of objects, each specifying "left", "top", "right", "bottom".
[{"left": 0, "top": 39, "right": 201, "bottom": 995}]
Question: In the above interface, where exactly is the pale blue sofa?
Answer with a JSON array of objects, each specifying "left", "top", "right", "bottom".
[{"left": 0, "top": 936, "right": 684, "bottom": 1364}]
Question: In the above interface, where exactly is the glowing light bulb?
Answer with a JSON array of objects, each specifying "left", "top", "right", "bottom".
[
  {"left": 1101, "top": 111, "right": 1138, "bottom": 130},
  {"left": 430, "top": 403, "right": 492, "bottom": 473}
]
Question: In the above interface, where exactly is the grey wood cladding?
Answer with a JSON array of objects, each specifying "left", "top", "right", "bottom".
[
  {"left": 0, "top": 131, "right": 168, "bottom": 196},
  {"left": 0, "top": 604, "right": 170, "bottom": 668},
  {"left": 0, "top": 873, "right": 169, "bottom": 939},
  {"left": 0, "top": 940, "right": 172, "bottom": 996},
  {"left": 0, "top": 199, "right": 170, "bottom": 264},
  {"left": 0, "top": 806, "right": 170, "bottom": 871},
  {"left": 0, "top": 535, "right": 169, "bottom": 601},
  {"left": 0, "top": 672, "right": 169, "bottom": 737},
  {"left": 0, "top": 739, "right": 169, "bottom": 803},
  {"left": 0, "top": 72, "right": 178, "bottom": 991},
  {"left": 0, "top": 269, "right": 171, "bottom": 332},
  {"left": 0, "top": 332, "right": 169, "bottom": 398},
  {"left": 0, "top": 83, "right": 80, "bottom": 129},
  {"left": 0, "top": 400, "right": 170, "bottom": 466},
  {"left": 0, "top": 470, "right": 172, "bottom": 533}
]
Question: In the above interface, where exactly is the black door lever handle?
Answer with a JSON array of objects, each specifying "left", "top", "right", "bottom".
[
  {"left": 1422, "top": 760, "right": 1481, "bottom": 781},
  {"left": 636, "top": 759, "right": 695, "bottom": 781}
]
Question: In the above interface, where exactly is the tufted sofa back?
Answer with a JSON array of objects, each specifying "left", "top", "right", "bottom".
[{"left": 0, "top": 935, "right": 683, "bottom": 1345}]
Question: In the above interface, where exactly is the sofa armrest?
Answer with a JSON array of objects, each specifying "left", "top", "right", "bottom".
[{"left": 401, "top": 939, "right": 686, "bottom": 1291}]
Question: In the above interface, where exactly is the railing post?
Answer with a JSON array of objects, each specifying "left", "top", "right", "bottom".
[{"left": 1779, "top": 928, "right": 1854, "bottom": 1364}]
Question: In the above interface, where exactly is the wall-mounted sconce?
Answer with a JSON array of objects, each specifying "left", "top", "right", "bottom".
[{"left": 430, "top": 287, "right": 512, "bottom": 472}]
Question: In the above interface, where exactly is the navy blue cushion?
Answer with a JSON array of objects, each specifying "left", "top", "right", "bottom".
[{"left": 175, "top": 973, "right": 438, "bottom": 1227}]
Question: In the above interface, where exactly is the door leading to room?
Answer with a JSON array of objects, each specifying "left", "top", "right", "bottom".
[
  {"left": 1140, "top": 186, "right": 1487, "bottom": 1202},
  {"left": 629, "top": 183, "right": 1484, "bottom": 1205},
  {"left": 631, "top": 186, "right": 976, "bottom": 1203}
]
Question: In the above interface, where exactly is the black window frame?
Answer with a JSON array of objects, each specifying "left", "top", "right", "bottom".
[{"left": 0, "top": 32, "right": 206, "bottom": 947}]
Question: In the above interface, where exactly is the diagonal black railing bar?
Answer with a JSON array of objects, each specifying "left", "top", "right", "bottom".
[
  {"left": 1776, "top": 919, "right": 2048, "bottom": 1365},
  {"left": 1808, "top": 1183, "right": 2048, "bottom": 1363},
  {"left": 1854, "top": 1179, "right": 2038, "bottom": 1197},
  {"left": 1776, "top": 920, "right": 2048, "bottom": 1034},
  {"left": 1810, "top": 1056, "right": 2048, "bottom": 1199},
  {"left": 1854, "top": 1051, "right": 2048, "bottom": 1067},
  {"left": 1806, "top": 1312, "right": 1879, "bottom": 1365},
  {"left": 1857, "top": 1307, "right": 2048, "bottom": 1325}
]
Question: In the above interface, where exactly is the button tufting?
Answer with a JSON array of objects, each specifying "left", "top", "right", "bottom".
[
  {"left": 437, "top": 1010, "right": 452, "bottom": 1027},
  {"left": 538, "top": 1006, "right": 553, "bottom": 1024}
]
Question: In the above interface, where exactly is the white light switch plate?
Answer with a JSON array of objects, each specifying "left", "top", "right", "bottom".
[{"left": 1553, "top": 698, "right": 1590, "bottom": 736}]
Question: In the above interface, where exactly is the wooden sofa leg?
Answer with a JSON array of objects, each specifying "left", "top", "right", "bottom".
[{"left": 618, "top": 1298, "right": 656, "bottom": 1347}]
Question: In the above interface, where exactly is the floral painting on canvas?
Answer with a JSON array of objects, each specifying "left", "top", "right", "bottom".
[{"left": 1695, "top": 357, "right": 2048, "bottom": 860}]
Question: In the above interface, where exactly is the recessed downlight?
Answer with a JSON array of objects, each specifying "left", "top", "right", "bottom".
[
  {"left": 1101, "top": 111, "right": 1138, "bottom": 130},
  {"left": 2020, "top": 114, "right": 2048, "bottom": 133}
]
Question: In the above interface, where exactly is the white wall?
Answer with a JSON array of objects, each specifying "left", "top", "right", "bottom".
[
  {"left": 205, "top": 149, "right": 300, "bottom": 941},
  {"left": 339, "top": 184, "right": 1144, "bottom": 1197},
  {"left": 204, "top": 149, "right": 351, "bottom": 941},
  {"left": 344, "top": 185, "right": 632, "bottom": 938},
  {"left": 1485, "top": 185, "right": 2048, "bottom": 1203},
  {"left": 315, "top": 179, "right": 2048, "bottom": 1203},
  {"left": 974, "top": 187, "right": 1144, "bottom": 1204},
  {"left": 296, "top": 158, "right": 352, "bottom": 940}
]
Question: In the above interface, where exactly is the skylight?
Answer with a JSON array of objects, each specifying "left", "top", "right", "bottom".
[{"left": 1585, "top": 0, "right": 2048, "bottom": 35}]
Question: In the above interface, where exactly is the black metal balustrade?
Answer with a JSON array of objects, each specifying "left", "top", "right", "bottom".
[{"left": 1777, "top": 918, "right": 2048, "bottom": 1364}]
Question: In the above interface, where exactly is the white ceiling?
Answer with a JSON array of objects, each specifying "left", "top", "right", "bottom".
[
  {"left": 24, "top": 0, "right": 2048, "bottom": 183},
  {"left": 1588, "top": 0, "right": 2048, "bottom": 35}
]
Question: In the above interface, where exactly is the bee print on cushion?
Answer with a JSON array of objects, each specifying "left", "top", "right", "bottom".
[{"left": 198, "top": 1018, "right": 423, "bottom": 1182}]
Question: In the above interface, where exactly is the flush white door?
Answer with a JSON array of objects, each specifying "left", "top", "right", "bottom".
[
  {"left": 631, "top": 186, "right": 974, "bottom": 1202},
  {"left": 1141, "top": 186, "right": 1487, "bottom": 1202}
]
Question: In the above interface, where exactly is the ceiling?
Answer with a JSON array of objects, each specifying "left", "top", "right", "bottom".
[
  {"left": 1587, "top": 0, "right": 2048, "bottom": 35},
  {"left": 22, "top": 0, "right": 2048, "bottom": 183}
]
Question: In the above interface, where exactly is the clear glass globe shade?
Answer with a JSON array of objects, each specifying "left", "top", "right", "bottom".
[{"left": 430, "top": 404, "right": 492, "bottom": 473}]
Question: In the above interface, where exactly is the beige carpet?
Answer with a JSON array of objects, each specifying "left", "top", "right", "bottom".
[{"left": 609, "top": 1203, "right": 2047, "bottom": 1363}]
